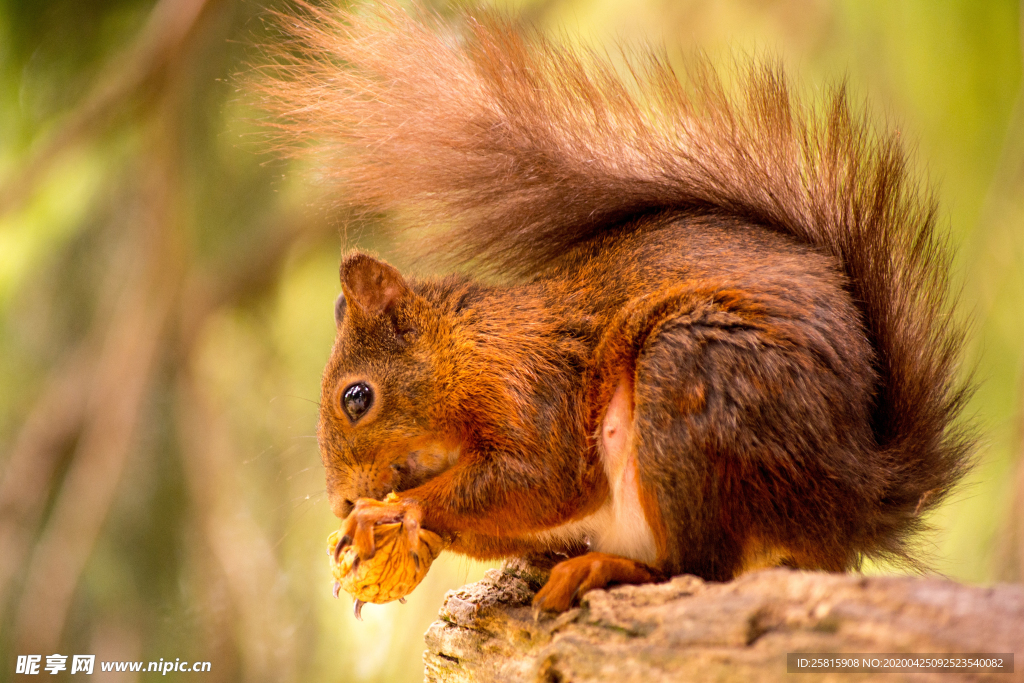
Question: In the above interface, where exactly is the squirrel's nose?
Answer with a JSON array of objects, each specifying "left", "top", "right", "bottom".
[
  {"left": 327, "top": 492, "right": 354, "bottom": 519},
  {"left": 327, "top": 463, "right": 397, "bottom": 517}
]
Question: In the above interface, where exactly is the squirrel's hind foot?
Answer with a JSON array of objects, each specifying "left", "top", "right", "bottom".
[{"left": 532, "top": 552, "right": 663, "bottom": 614}]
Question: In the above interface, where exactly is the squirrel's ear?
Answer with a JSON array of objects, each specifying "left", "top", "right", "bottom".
[{"left": 339, "top": 253, "right": 410, "bottom": 318}]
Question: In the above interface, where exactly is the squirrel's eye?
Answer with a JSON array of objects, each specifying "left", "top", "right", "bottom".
[{"left": 341, "top": 382, "right": 373, "bottom": 422}]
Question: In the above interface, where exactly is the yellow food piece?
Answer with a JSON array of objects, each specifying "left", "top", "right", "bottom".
[{"left": 327, "top": 522, "right": 444, "bottom": 604}]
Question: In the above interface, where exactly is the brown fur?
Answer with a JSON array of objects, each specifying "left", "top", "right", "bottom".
[{"left": 258, "top": 3, "right": 974, "bottom": 608}]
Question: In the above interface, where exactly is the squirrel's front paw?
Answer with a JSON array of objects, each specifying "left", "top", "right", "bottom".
[
  {"left": 327, "top": 496, "right": 443, "bottom": 614},
  {"left": 335, "top": 493, "right": 424, "bottom": 563}
]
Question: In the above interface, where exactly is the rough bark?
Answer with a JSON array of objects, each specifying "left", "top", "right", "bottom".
[{"left": 424, "top": 561, "right": 1023, "bottom": 682}]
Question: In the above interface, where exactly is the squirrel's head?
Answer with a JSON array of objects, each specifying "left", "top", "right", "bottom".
[{"left": 317, "top": 253, "right": 459, "bottom": 519}]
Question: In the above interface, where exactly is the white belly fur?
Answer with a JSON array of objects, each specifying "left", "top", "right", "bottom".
[{"left": 530, "top": 378, "right": 658, "bottom": 564}]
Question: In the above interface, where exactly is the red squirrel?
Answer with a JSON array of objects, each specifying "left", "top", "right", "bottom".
[{"left": 259, "top": 3, "right": 973, "bottom": 612}]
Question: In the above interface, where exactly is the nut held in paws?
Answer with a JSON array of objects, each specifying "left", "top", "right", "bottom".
[{"left": 327, "top": 523, "right": 444, "bottom": 605}]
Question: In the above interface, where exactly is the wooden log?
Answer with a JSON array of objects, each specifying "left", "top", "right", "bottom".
[{"left": 424, "top": 561, "right": 1023, "bottom": 682}]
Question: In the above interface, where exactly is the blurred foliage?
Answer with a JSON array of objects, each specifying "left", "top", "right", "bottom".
[{"left": 0, "top": 0, "right": 1020, "bottom": 681}]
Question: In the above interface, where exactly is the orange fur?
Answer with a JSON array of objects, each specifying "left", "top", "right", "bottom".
[{"left": 259, "top": 3, "right": 975, "bottom": 611}]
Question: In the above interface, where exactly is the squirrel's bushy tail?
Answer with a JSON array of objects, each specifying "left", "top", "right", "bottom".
[{"left": 257, "top": 2, "right": 973, "bottom": 566}]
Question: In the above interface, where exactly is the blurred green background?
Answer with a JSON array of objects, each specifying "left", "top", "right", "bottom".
[{"left": 0, "top": 0, "right": 1020, "bottom": 681}]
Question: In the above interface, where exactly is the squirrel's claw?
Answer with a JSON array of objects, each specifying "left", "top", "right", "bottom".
[
  {"left": 333, "top": 534, "right": 351, "bottom": 562},
  {"left": 353, "top": 599, "right": 365, "bottom": 621}
]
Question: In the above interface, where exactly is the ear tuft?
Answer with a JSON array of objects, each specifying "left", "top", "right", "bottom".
[{"left": 340, "top": 253, "right": 410, "bottom": 317}]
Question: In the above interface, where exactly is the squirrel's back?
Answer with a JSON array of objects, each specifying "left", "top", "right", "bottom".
[{"left": 261, "top": 3, "right": 974, "bottom": 568}]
